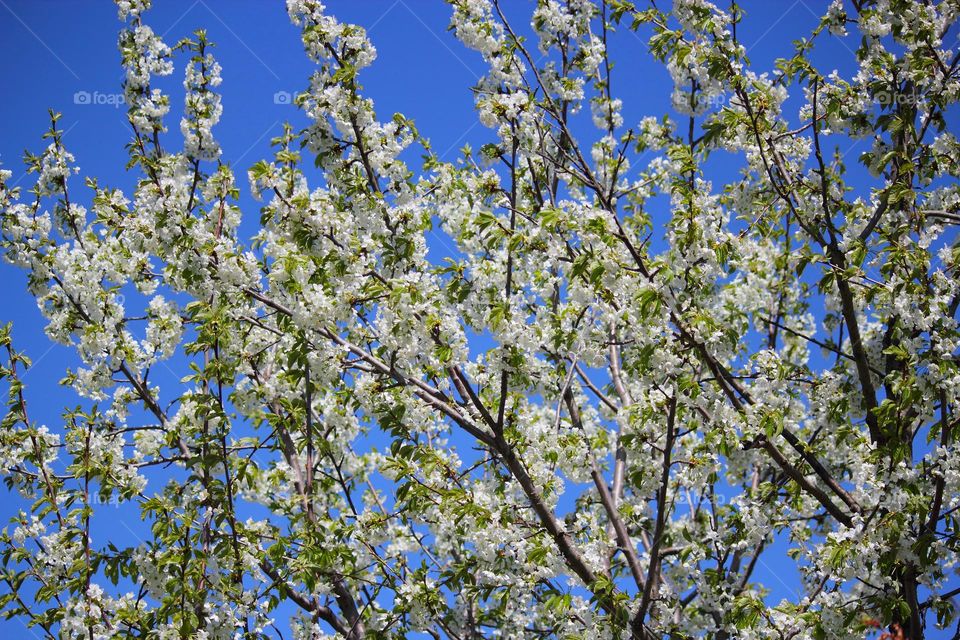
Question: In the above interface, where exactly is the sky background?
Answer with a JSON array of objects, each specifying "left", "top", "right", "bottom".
[{"left": 0, "top": 0, "right": 917, "bottom": 637}]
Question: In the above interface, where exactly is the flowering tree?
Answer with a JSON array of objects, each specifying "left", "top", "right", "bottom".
[{"left": 1, "top": 0, "right": 959, "bottom": 637}]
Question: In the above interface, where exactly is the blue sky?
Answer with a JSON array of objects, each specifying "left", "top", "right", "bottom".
[
  {"left": 0, "top": 0, "right": 905, "bottom": 636},
  {"left": 0, "top": 0, "right": 851, "bottom": 426}
]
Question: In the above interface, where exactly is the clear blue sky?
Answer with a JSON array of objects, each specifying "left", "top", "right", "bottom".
[
  {"left": 0, "top": 1, "right": 877, "bottom": 636},
  {"left": 0, "top": 0, "right": 854, "bottom": 426}
]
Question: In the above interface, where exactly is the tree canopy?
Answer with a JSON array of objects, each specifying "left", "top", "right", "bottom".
[{"left": 1, "top": 0, "right": 959, "bottom": 638}]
